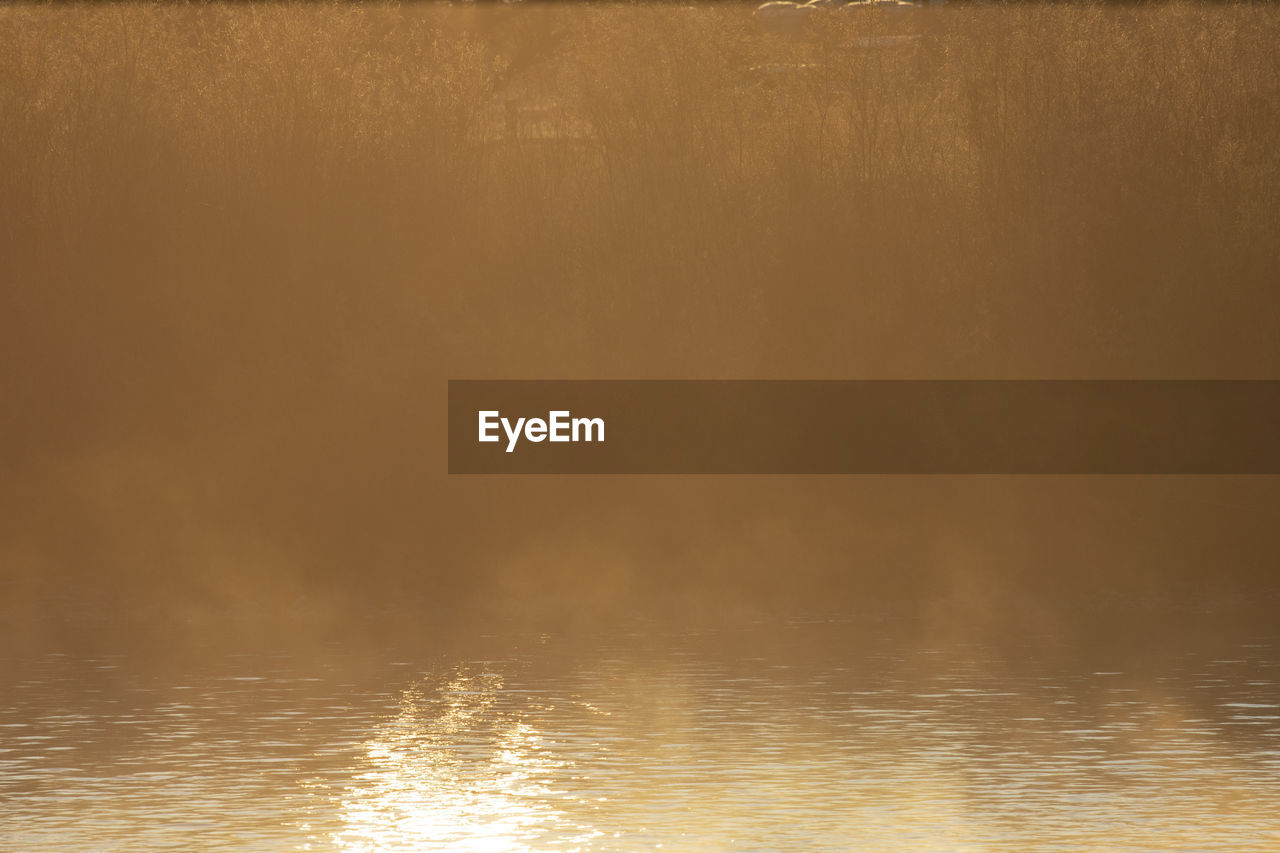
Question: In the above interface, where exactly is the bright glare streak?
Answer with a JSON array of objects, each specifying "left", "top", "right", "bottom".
[{"left": 333, "top": 670, "right": 600, "bottom": 853}]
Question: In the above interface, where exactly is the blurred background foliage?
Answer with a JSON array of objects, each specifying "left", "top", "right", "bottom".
[{"left": 1, "top": 3, "right": 1278, "bottom": 649}]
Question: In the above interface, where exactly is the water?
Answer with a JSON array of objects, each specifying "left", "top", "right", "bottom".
[{"left": 3, "top": 622, "right": 1280, "bottom": 852}]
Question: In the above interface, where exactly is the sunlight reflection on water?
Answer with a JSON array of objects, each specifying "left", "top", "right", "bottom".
[
  {"left": 332, "top": 671, "right": 600, "bottom": 853},
  {"left": 3, "top": 625, "right": 1280, "bottom": 851}
]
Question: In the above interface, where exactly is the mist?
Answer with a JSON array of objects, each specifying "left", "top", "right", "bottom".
[{"left": 2, "top": 2, "right": 1279, "bottom": 656}]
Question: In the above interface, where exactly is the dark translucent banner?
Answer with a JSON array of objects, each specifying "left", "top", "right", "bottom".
[{"left": 448, "top": 381, "right": 1280, "bottom": 474}]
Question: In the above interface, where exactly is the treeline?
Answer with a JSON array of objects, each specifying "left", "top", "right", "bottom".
[{"left": 1, "top": 3, "right": 1278, "bottom": 646}]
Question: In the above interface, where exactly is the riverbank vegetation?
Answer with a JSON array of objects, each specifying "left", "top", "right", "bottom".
[{"left": 2, "top": 3, "right": 1278, "bottom": 641}]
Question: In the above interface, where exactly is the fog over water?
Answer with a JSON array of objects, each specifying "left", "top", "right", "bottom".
[{"left": 2, "top": 2, "right": 1279, "bottom": 848}]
